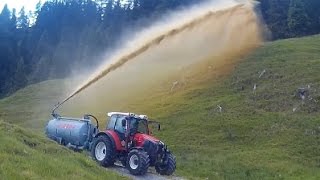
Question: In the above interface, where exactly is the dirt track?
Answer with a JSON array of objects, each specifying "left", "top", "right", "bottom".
[{"left": 110, "top": 163, "right": 184, "bottom": 180}]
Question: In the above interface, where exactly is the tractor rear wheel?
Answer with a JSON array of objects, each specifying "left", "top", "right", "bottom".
[
  {"left": 91, "top": 135, "right": 115, "bottom": 167},
  {"left": 155, "top": 152, "right": 176, "bottom": 175},
  {"left": 127, "top": 149, "right": 150, "bottom": 175}
]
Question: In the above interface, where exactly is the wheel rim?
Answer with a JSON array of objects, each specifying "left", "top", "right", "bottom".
[
  {"left": 129, "top": 154, "right": 139, "bottom": 170},
  {"left": 95, "top": 142, "right": 107, "bottom": 161}
]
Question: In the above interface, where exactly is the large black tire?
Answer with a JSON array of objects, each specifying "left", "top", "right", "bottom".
[
  {"left": 155, "top": 152, "right": 176, "bottom": 175},
  {"left": 126, "top": 149, "right": 150, "bottom": 175},
  {"left": 91, "top": 135, "right": 115, "bottom": 167}
]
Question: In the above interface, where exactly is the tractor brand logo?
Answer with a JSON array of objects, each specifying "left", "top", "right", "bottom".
[{"left": 58, "top": 124, "right": 76, "bottom": 129}]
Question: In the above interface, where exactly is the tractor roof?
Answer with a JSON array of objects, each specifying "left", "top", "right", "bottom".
[{"left": 107, "top": 112, "right": 148, "bottom": 120}]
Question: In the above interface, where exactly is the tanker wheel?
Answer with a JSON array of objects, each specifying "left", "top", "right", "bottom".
[
  {"left": 126, "top": 149, "right": 150, "bottom": 175},
  {"left": 91, "top": 135, "right": 115, "bottom": 167},
  {"left": 155, "top": 152, "right": 176, "bottom": 175}
]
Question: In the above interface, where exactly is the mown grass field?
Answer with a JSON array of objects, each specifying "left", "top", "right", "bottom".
[{"left": 1, "top": 34, "right": 320, "bottom": 179}]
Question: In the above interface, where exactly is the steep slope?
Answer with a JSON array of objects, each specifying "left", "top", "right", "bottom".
[
  {"left": 0, "top": 80, "right": 71, "bottom": 130},
  {"left": 1, "top": 35, "right": 320, "bottom": 179},
  {"left": 124, "top": 35, "right": 320, "bottom": 179},
  {"left": 0, "top": 120, "right": 125, "bottom": 179}
]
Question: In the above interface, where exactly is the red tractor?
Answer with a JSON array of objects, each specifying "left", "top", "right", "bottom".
[{"left": 91, "top": 112, "right": 176, "bottom": 176}]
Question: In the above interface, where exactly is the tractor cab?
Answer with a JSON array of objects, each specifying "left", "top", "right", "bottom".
[{"left": 106, "top": 112, "right": 160, "bottom": 141}]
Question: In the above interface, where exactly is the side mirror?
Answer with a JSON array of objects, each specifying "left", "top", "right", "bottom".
[{"left": 122, "top": 119, "right": 126, "bottom": 127}]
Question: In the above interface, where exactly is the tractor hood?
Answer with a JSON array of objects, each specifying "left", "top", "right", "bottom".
[{"left": 133, "top": 133, "right": 160, "bottom": 147}]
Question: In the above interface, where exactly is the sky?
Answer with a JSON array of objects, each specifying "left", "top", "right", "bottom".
[{"left": 0, "top": 0, "right": 42, "bottom": 12}]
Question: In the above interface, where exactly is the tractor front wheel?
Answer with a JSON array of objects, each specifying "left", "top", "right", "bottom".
[
  {"left": 155, "top": 152, "right": 176, "bottom": 175},
  {"left": 91, "top": 135, "right": 115, "bottom": 167},
  {"left": 127, "top": 149, "right": 150, "bottom": 175}
]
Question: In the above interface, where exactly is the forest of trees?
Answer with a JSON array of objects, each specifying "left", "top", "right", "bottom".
[
  {"left": 0, "top": 0, "right": 319, "bottom": 97},
  {"left": 259, "top": 0, "right": 320, "bottom": 39}
]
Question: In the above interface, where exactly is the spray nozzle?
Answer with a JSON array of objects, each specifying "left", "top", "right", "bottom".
[{"left": 51, "top": 102, "right": 61, "bottom": 118}]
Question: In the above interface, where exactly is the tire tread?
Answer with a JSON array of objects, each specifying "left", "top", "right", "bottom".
[{"left": 91, "top": 135, "right": 115, "bottom": 167}]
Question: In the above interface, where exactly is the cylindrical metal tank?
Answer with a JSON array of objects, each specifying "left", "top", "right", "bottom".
[{"left": 46, "top": 117, "right": 91, "bottom": 148}]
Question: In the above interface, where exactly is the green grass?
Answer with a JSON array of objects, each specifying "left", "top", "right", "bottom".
[
  {"left": 0, "top": 120, "right": 125, "bottom": 179},
  {"left": 0, "top": 80, "right": 68, "bottom": 130},
  {"left": 1, "top": 34, "right": 320, "bottom": 179},
  {"left": 127, "top": 35, "right": 320, "bottom": 179}
]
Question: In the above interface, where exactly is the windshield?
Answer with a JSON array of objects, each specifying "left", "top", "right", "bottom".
[{"left": 130, "top": 118, "right": 148, "bottom": 134}]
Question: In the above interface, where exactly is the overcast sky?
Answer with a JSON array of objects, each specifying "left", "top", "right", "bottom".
[{"left": 0, "top": 0, "right": 42, "bottom": 12}]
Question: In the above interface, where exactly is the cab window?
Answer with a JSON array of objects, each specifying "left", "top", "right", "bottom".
[
  {"left": 107, "top": 115, "right": 117, "bottom": 130},
  {"left": 115, "top": 116, "right": 126, "bottom": 134},
  {"left": 137, "top": 120, "right": 148, "bottom": 134},
  {"left": 130, "top": 119, "right": 148, "bottom": 134}
]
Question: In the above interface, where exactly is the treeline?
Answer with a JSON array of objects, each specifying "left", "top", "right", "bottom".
[
  {"left": 0, "top": 0, "right": 201, "bottom": 97},
  {"left": 259, "top": 0, "right": 320, "bottom": 39}
]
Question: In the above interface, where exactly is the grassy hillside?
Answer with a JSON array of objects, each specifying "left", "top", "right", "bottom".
[
  {"left": 0, "top": 79, "right": 78, "bottom": 130},
  {"left": 124, "top": 35, "right": 320, "bottom": 179},
  {"left": 1, "top": 34, "right": 320, "bottom": 179},
  {"left": 0, "top": 120, "right": 125, "bottom": 179}
]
